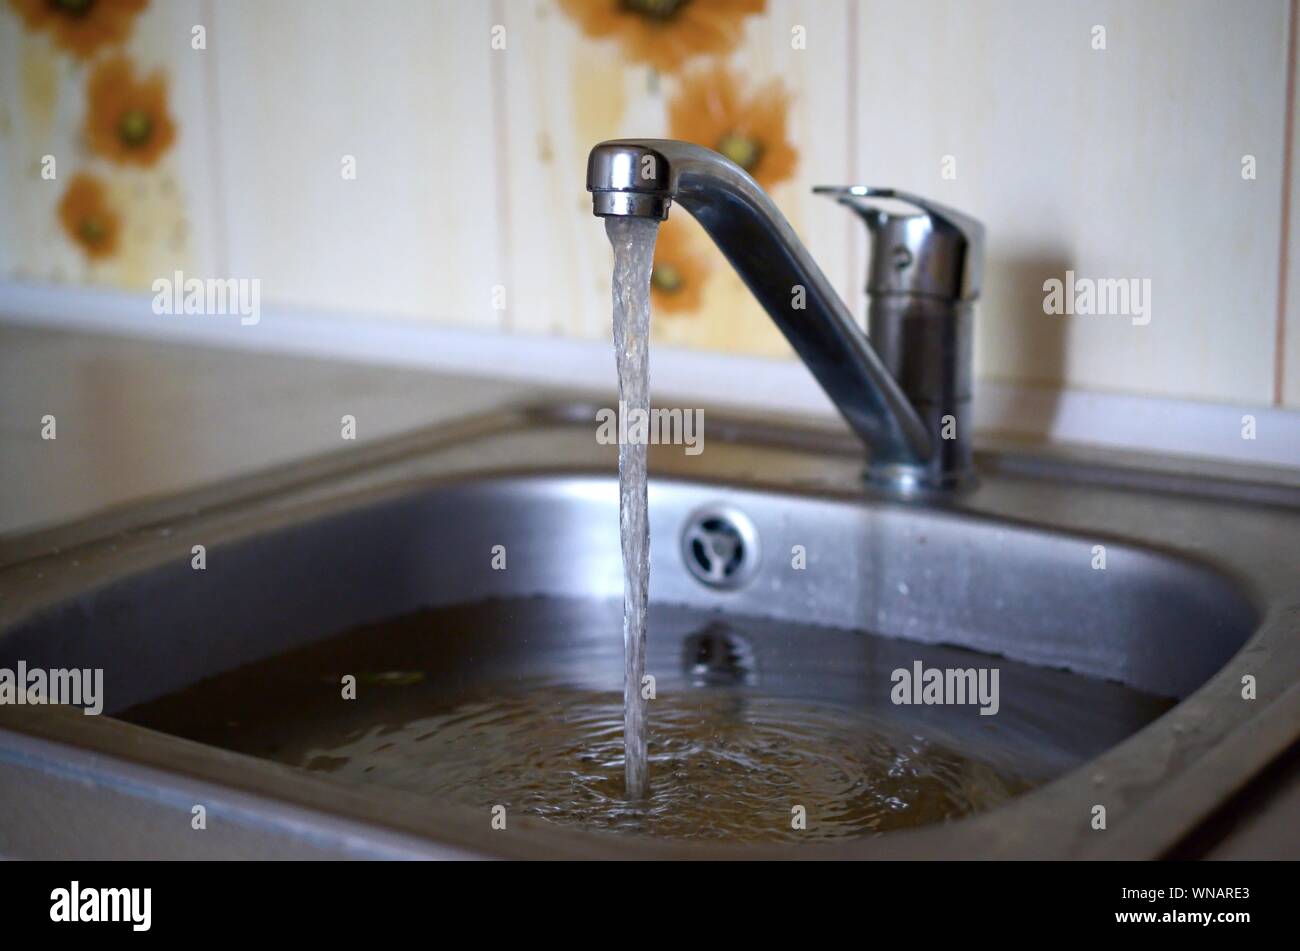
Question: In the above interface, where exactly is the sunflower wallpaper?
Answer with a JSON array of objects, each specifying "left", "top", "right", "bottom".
[
  {"left": 0, "top": 0, "right": 1297, "bottom": 403},
  {"left": 1, "top": 1, "right": 201, "bottom": 287}
]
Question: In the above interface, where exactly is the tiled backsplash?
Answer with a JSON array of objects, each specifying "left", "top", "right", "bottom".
[{"left": 1, "top": 0, "right": 1297, "bottom": 408}]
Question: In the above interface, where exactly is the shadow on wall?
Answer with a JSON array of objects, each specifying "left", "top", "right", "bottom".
[{"left": 978, "top": 251, "right": 1073, "bottom": 439}]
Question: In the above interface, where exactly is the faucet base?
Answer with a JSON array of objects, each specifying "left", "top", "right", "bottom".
[{"left": 865, "top": 461, "right": 978, "bottom": 498}]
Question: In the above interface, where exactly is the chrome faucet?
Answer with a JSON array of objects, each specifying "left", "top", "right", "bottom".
[{"left": 587, "top": 139, "right": 984, "bottom": 492}]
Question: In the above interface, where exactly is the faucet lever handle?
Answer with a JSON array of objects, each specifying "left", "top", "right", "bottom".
[{"left": 813, "top": 186, "right": 985, "bottom": 302}]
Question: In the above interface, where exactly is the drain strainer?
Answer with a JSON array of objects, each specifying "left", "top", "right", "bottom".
[{"left": 680, "top": 505, "right": 760, "bottom": 590}]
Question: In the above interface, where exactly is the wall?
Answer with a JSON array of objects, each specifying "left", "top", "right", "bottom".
[{"left": 0, "top": 0, "right": 1297, "bottom": 417}]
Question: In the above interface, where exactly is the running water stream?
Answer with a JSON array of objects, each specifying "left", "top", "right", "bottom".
[{"left": 605, "top": 215, "right": 659, "bottom": 800}]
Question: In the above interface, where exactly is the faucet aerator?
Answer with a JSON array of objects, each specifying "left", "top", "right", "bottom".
[
  {"left": 586, "top": 141, "right": 675, "bottom": 219},
  {"left": 591, "top": 191, "right": 671, "bottom": 220}
]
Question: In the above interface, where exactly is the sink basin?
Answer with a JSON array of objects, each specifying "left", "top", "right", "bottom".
[{"left": 0, "top": 400, "right": 1296, "bottom": 858}]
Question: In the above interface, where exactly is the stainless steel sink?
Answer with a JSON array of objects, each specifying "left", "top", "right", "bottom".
[{"left": 1, "top": 399, "right": 1297, "bottom": 859}]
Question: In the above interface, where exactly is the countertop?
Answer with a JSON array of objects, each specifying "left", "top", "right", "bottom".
[{"left": 0, "top": 323, "right": 536, "bottom": 539}]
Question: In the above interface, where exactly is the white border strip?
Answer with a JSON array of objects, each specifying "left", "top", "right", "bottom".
[{"left": 2, "top": 280, "right": 1298, "bottom": 469}]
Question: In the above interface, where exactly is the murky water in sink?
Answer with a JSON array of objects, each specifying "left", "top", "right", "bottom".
[
  {"left": 605, "top": 215, "right": 659, "bottom": 799},
  {"left": 120, "top": 597, "right": 1174, "bottom": 843},
  {"left": 294, "top": 686, "right": 1028, "bottom": 840}
]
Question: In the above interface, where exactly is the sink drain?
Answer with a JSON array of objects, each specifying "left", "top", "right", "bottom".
[{"left": 681, "top": 505, "right": 760, "bottom": 590}]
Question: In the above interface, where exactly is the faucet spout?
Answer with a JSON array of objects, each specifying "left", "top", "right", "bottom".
[{"left": 587, "top": 139, "right": 935, "bottom": 486}]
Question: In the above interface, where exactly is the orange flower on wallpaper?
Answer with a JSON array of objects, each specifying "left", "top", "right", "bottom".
[
  {"left": 58, "top": 173, "right": 121, "bottom": 259},
  {"left": 558, "top": 0, "right": 765, "bottom": 73},
  {"left": 651, "top": 217, "right": 710, "bottom": 315},
  {"left": 84, "top": 55, "right": 177, "bottom": 166},
  {"left": 669, "top": 62, "right": 796, "bottom": 189},
  {"left": 7, "top": 0, "right": 148, "bottom": 60}
]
